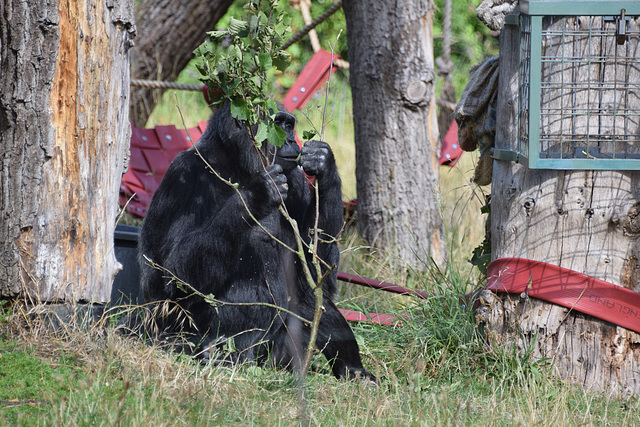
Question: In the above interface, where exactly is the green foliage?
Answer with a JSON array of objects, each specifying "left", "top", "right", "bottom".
[
  {"left": 0, "top": 299, "right": 12, "bottom": 325},
  {"left": 302, "top": 129, "right": 317, "bottom": 141},
  {"left": 469, "top": 235, "right": 491, "bottom": 275},
  {"left": 194, "top": 0, "right": 292, "bottom": 147},
  {"left": 1, "top": 294, "right": 640, "bottom": 425},
  {"left": 469, "top": 198, "right": 491, "bottom": 275},
  {"left": 134, "top": 4, "right": 639, "bottom": 423}
]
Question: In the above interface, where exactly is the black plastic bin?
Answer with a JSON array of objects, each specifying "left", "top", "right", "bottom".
[{"left": 112, "top": 224, "right": 142, "bottom": 304}]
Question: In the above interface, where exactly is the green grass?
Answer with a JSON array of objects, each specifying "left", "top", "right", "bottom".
[
  {"left": 2, "top": 281, "right": 639, "bottom": 425},
  {"left": 0, "top": 343, "right": 83, "bottom": 425}
]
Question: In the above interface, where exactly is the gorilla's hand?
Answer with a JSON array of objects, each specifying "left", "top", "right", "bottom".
[
  {"left": 247, "top": 164, "right": 288, "bottom": 217},
  {"left": 299, "top": 140, "right": 334, "bottom": 177},
  {"left": 261, "top": 164, "right": 289, "bottom": 205}
]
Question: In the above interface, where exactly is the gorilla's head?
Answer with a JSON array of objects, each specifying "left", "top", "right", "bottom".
[
  {"left": 209, "top": 102, "right": 301, "bottom": 174},
  {"left": 269, "top": 109, "right": 300, "bottom": 172}
]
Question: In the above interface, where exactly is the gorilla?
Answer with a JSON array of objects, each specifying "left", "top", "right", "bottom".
[{"left": 138, "top": 102, "right": 372, "bottom": 380}]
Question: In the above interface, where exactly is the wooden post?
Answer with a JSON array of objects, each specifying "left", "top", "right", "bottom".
[
  {"left": 480, "top": 16, "right": 640, "bottom": 397},
  {"left": 0, "top": 0, "right": 135, "bottom": 303}
]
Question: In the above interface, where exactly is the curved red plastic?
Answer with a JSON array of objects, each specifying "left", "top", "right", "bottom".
[
  {"left": 337, "top": 271, "right": 428, "bottom": 299},
  {"left": 487, "top": 257, "right": 640, "bottom": 334}
]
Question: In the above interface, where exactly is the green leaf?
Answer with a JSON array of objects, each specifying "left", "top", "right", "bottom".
[
  {"left": 255, "top": 122, "right": 268, "bottom": 143},
  {"left": 193, "top": 43, "right": 206, "bottom": 57},
  {"left": 469, "top": 235, "right": 491, "bottom": 276},
  {"left": 257, "top": 52, "right": 272, "bottom": 71},
  {"left": 302, "top": 130, "right": 317, "bottom": 141},
  {"left": 273, "top": 50, "right": 291, "bottom": 71},
  {"left": 245, "top": 0, "right": 259, "bottom": 11},
  {"left": 265, "top": 98, "right": 278, "bottom": 118},
  {"left": 256, "top": 10, "right": 268, "bottom": 28},
  {"left": 249, "top": 14, "right": 260, "bottom": 36},
  {"left": 267, "top": 123, "right": 287, "bottom": 147},
  {"left": 226, "top": 44, "right": 242, "bottom": 64},
  {"left": 206, "top": 30, "right": 228, "bottom": 40},
  {"left": 230, "top": 98, "right": 251, "bottom": 121},
  {"left": 228, "top": 17, "right": 249, "bottom": 37},
  {"left": 194, "top": 0, "right": 293, "bottom": 138},
  {"left": 248, "top": 75, "right": 261, "bottom": 89}
]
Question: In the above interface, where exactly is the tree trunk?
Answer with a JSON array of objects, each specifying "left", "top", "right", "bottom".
[
  {"left": 482, "top": 16, "right": 640, "bottom": 397},
  {"left": 0, "top": 0, "right": 134, "bottom": 303},
  {"left": 343, "top": 0, "right": 445, "bottom": 268},
  {"left": 130, "top": 0, "right": 233, "bottom": 127}
]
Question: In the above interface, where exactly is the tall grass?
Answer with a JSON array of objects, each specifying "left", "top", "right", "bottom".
[{"left": 2, "top": 273, "right": 638, "bottom": 425}]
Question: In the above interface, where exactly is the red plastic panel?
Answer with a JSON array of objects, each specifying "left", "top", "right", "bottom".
[
  {"left": 283, "top": 50, "right": 341, "bottom": 112},
  {"left": 155, "top": 125, "right": 189, "bottom": 151},
  {"left": 439, "top": 121, "right": 463, "bottom": 166},
  {"left": 130, "top": 170, "right": 159, "bottom": 193},
  {"left": 337, "top": 271, "right": 428, "bottom": 299},
  {"left": 129, "top": 147, "right": 149, "bottom": 172},
  {"left": 179, "top": 127, "right": 203, "bottom": 146},
  {"left": 121, "top": 170, "right": 145, "bottom": 195},
  {"left": 338, "top": 309, "right": 403, "bottom": 326},
  {"left": 142, "top": 149, "right": 172, "bottom": 176},
  {"left": 131, "top": 125, "right": 161, "bottom": 149}
]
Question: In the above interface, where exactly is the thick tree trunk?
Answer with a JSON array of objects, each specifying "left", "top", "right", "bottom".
[
  {"left": 130, "top": 0, "right": 233, "bottom": 127},
  {"left": 482, "top": 16, "right": 640, "bottom": 397},
  {"left": 0, "top": 0, "right": 134, "bottom": 302},
  {"left": 343, "top": 0, "right": 445, "bottom": 268}
]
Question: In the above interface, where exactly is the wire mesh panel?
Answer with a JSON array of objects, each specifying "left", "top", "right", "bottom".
[
  {"left": 516, "top": 1, "right": 640, "bottom": 169},
  {"left": 518, "top": 15, "right": 532, "bottom": 164}
]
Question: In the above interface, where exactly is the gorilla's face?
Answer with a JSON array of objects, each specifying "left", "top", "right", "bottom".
[{"left": 270, "top": 111, "right": 300, "bottom": 172}]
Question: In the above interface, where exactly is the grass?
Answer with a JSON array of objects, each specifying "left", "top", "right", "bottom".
[{"left": 2, "top": 279, "right": 639, "bottom": 425}]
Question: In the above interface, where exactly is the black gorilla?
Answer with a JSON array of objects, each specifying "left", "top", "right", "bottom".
[{"left": 138, "top": 103, "right": 372, "bottom": 380}]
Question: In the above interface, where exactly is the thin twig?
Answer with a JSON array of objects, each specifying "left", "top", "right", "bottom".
[
  {"left": 145, "top": 257, "right": 313, "bottom": 326},
  {"left": 301, "top": 30, "right": 343, "bottom": 376}
]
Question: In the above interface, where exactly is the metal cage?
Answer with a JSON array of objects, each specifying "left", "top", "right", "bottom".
[{"left": 508, "top": 1, "right": 640, "bottom": 169}]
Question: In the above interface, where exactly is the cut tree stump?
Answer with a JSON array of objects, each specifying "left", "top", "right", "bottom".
[{"left": 483, "top": 14, "right": 640, "bottom": 397}]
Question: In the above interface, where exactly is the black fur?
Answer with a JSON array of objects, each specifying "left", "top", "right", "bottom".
[{"left": 138, "top": 103, "right": 372, "bottom": 380}]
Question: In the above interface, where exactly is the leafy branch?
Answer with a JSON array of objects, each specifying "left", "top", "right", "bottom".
[{"left": 194, "top": 0, "right": 291, "bottom": 148}]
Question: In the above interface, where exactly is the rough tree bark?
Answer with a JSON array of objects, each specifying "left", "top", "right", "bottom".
[
  {"left": 343, "top": 0, "right": 445, "bottom": 268},
  {"left": 130, "top": 0, "right": 233, "bottom": 127},
  {"left": 479, "top": 16, "right": 640, "bottom": 397},
  {"left": 0, "top": 0, "right": 135, "bottom": 302}
]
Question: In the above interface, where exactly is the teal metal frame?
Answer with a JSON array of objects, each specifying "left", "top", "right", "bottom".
[{"left": 511, "top": 1, "right": 640, "bottom": 170}]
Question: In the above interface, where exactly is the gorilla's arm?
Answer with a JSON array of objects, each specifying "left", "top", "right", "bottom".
[{"left": 297, "top": 140, "right": 343, "bottom": 265}]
